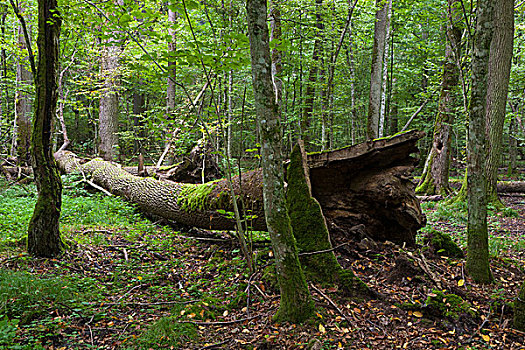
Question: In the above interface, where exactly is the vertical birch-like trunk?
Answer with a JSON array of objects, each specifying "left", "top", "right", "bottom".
[
  {"left": 132, "top": 88, "right": 146, "bottom": 154},
  {"left": 167, "top": 8, "right": 177, "bottom": 117},
  {"left": 56, "top": 69, "right": 70, "bottom": 152},
  {"left": 227, "top": 70, "right": 233, "bottom": 160},
  {"left": 98, "top": 0, "right": 123, "bottom": 161},
  {"left": 378, "top": 1, "right": 392, "bottom": 138},
  {"left": 508, "top": 114, "right": 517, "bottom": 177},
  {"left": 27, "top": 0, "right": 62, "bottom": 257},
  {"left": 1, "top": 9, "right": 7, "bottom": 127},
  {"left": 270, "top": 0, "right": 282, "bottom": 107},
  {"left": 246, "top": 0, "right": 314, "bottom": 323},
  {"left": 466, "top": 0, "right": 494, "bottom": 284},
  {"left": 416, "top": 0, "right": 462, "bottom": 196},
  {"left": 484, "top": 0, "right": 514, "bottom": 207},
  {"left": 14, "top": 2, "right": 33, "bottom": 165},
  {"left": 367, "top": 0, "right": 392, "bottom": 139}
]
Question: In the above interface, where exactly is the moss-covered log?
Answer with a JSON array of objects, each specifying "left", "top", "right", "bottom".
[
  {"left": 55, "top": 150, "right": 266, "bottom": 231},
  {"left": 55, "top": 130, "right": 426, "bottom": 244}
]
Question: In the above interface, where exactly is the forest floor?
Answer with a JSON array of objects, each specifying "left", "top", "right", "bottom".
[{"left": 0, "top": 176, "right": 524, "bottom": 349}]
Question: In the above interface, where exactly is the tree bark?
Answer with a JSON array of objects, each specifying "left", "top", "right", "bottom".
[
  {"left": 301, "top": 0, "right": 323, "bottom": 148},
  {"left": 246, "top": 0, "right": 314, "bottom": 323},
  {"left": 515, "top": 280, "right": 525, "bottom": 331},
  {"left": 287, "top": 141, "right": 372, "bottom": 298},
  {"left": 508, "top": 115, "right": 517, "bottom": 177},
  {"left": 27, "top": 0, "right": 63, "bottom": 258},
  {"left": 132, "top": 85, "right": 146, "bottom": 154},
  {"left": 13, "top": 1, "right": 33, "bottom": 166},
  {"left": 167, "top": 8, "right": 177, "bottom": 118},
  {"left": 98, "top": 0, "right": 123, "bottom": 161},
  {"left": 367, "top": 0, "right": 392, "bottom": 139},
  {"left": 378, "top": 0, "right": 392, "bottom": 138},
  {"left": 484, "top": 0, "right": 514, "bottom": 206},
  {"left": 416, "top": 0, "right": 462, "bottom": 196},
  {"left": 0, "top": 8, "right": 7, "bottom": 123},
  {"left": 497, "top": 181, "right": 525, "bottom": 193},
  {"left": 466, "top": 0, "right": 494, "bottom": 284}
]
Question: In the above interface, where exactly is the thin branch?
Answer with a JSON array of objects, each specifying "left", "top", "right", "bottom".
[
  {"left": 400, "top": 99, "right": 430, "bottom": 132},
  {"left": 178, "top": 314, "right": 262, "bottom": 326},
  {"left": 332, "top": 0, "right": 359, "bottom": 67},
  {"left": 458, "top": 0, "right": 473, "bottom": 41},
  {"left": 298, "top": 242, "right": 349, "bottom": 256},
  {"left": 309, "top": 283, "right": 354, "bottom": 327}
]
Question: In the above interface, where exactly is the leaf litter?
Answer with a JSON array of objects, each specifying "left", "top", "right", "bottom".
[{"left": 0, "top": 195, "right": 524, "bottom": 349}]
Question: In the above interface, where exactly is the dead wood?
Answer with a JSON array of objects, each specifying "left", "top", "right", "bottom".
[
  {"left": 497, "top": 181, "right": 525, "bottom": 193},
  {"left": 54, "top": 130, "right": 426, "bottom": 244}
]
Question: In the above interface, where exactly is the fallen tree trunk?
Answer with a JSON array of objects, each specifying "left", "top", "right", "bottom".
[
  {"left": 497, "top": 181, "right": 525, "bottom": 193},
  {"left": 54, "top": 130, "right": 426, "bottom": 244},
  {"left": 54, "top": 150, "right": 266, "bottom": 231}
]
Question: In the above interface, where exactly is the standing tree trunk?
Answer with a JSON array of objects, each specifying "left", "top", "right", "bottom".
[
  {"left": 270, "top": 0, "right": 283, "bottom": 108},
  {"left": 301, "top": 0, "right": 323, "bottom": 148},
  {"left": 346, "top": 32, "right": 357, "bottom": 144},
  {"left": 98, "top": 0, "right": 123, "bottom": 161},
  {"left": 325, "top": 0, "right": 358, "bottom": 149},
  {"left": 27, "top": 0, "right": 62, "bottom": 257},
  {"left": 466, "top": 0, "right": 494, "bottom": 284},
  {"left": 378, "top": 0, "right": 392, "bottom": 138},
  {"left": 167, "top": 8, "right": 177, "bottom": 118},
  {"left": 246, "top": 0, "right": 314, "bottom": 323},
  {"left": 13, "top": 2, "right": 33, "bottom": 165},
  {"left": 484, "top": 0, "right": 514, "bottom": 207},
  {"left": 132, "top": 86, "right": 146, "bottom": 154},
  {"left": 508, "top": 114, "right": 517, "bottom": 177},
  {"left": 0, "top": 7, "right": 7, "bottom": 123},
  {"left": 157, "top": 7, "right": 179, "bottom": 167},
  {"left": 367, "top": 0, "right": 392, "bottom": 139},
  {"left": 287, "top": 141, "right": 372, "bottom": 298},
  {"left": 416, "top": 0, "right": 462, "bottom": 196}
]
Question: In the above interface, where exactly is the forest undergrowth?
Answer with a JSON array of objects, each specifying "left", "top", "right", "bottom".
[{"left": 0, "top": 175, "right": 524, "bottom": 349}]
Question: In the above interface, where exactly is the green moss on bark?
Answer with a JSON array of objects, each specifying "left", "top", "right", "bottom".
[
  {"left": 27, "top": 0, "right": 63, "bottom": 258},
  {"left": 514, "top": 280, "right": 525, "bottom": 331},
  {"left": 286, "top": 143, "right": 371, "bottom": 298},
  {"left": 177, "top": 183, "right": 216, "bottom": 212}
]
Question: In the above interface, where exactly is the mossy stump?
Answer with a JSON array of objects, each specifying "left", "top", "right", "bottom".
[
  {"left": 422, "top": 229, "right": 463, "bottom": 258},
  {"left": 514, "top": 281, "right": 525, "bottom": 331},
  {"left": 286, "top": 142, "right": 371, "bottom": 298}
]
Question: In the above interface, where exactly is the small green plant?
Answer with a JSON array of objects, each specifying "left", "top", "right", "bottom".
[
  {"left": 0, "top": 271, "right": 94, "bottom": 324},
  {"left": 133, "top": 316, "right": 197, "bottom": 349},
  {"left": 432, "top": 201, "right": 468, "bottom": 224},
  {"left": 0, "top": 318, "right": 18, "bottom": 348}
]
